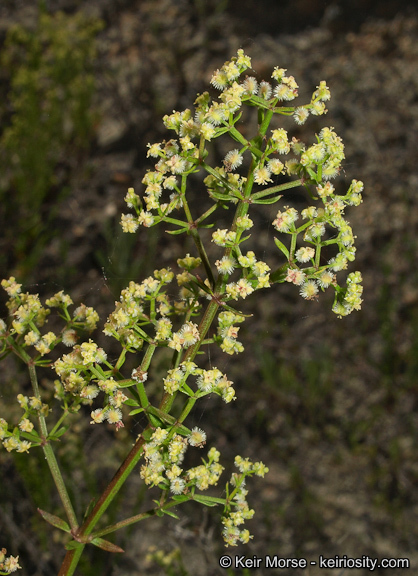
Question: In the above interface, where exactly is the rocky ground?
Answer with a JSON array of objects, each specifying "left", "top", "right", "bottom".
[{"left": 1, "top": 1, "right": 418, "bottom": 575}]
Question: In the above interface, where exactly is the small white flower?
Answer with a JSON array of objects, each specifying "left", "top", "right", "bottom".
[
  {"left": 224, "top": 149, "right": 243, "bottom": 171},
  {"left": 188, "top": 427, "right": 207, "bottom": 447},
  {"left": 170, "top": 477, "right": 186, "bottom": 494}
]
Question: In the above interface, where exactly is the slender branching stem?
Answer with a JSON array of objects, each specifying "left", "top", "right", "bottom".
[{"left": 28, "top": 361, "right": 79, "bottom": 532}]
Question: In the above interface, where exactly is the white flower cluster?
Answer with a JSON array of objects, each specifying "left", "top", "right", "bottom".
[
  {"left": 222, "top": 457, "right": 269, "bottom": 547},
  {"left": 120, "top": 49, "right": 331, "bottom": 234},
  {"left": 0, "top": 548, "right": 21, "bottom": 574},
  {"left": 162, "top": 360, "right": 236, "bottom": 403},
  {"left": 140, "top": 428, "right": 224, "bottom": 496},
  {"left": 216, "top": 311, "right": 245, "bottom": 356},
  {"left": 272, "top": 175, "right": 364, "bottom": 315},
  {"left": 103, "top": 272, "right": 174, "bottom": 345}
]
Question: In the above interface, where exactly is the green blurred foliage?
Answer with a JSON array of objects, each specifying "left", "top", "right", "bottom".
[
  {"left": 146, "top": 546, "right": 189, "bottom": 576},
  {"left": 0, "top": 6, "right": 103, "bottom": 278}
]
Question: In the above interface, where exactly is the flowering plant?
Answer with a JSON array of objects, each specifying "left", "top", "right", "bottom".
[{"left": 0, "top": 50, "right": 363, "bottom": 575}]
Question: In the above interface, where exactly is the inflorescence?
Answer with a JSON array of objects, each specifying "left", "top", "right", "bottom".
[{"left": 0, "top": 50, "right": 363, "bottom": 554}]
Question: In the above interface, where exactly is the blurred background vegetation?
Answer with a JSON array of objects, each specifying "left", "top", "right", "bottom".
[
  {"left": 0, "top": 2, "right": 103, "bottom": 278},
  {"left": 0, "top": 1, "right": 417, "bottom": 575}
]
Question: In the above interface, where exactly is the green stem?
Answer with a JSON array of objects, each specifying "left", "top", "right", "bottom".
[
  {"left": 136, "top": 343, "right": 156, "bottom": 407},
  {"left": 259, "top": 108, "right": 274, "bottom": 138},
  {"left": 90, "top": 500, "right": 180, "bottom": 539},
  {"left": 157, "top": 156, "right": 256, "bottom": 414},
  {"left": 194, "top": 203, "right": 218, "bottom": 225},
  {"left": 290, "top": 232, "right": 297, "bottom": 259},
  {"left": 228, "top": 125, "right": 249, "bottom": 147},
  {"left": 181, "top": 188, "right": 215, "bottom": 287},
  {"left": 58, "top": 348, "right": 155, "bottom": 573},
  {"left": 315, "top": 243, "right": 322, "bottom": 268},
  {"left": 251, "top": 178, "right": 303, "bottom": 201},
  {"left": 272, "top": 106, "right": 296, "bottom": 115},
  {"left": 28, "top": 361, "right": 79, "bottom": 532},
  {"left": 48, "top": 409, "right": 70, "bottom": 438},
  {"left": 142, "top": 343, "right": 157, "bottom": 370},
  {"left": 58, "top": 545, "right": 84, "bottom": 576},
  {"left": 178, "top": 397, "right": 196, "bottom": 422},
  {"left": 58, "top": 432, "right": 148, "bottom": 576},
  {"left": 158, "top": 298, "right": 220, "bottom": 414},
  {"left": 114, "top": 347, "right": 127, "bottom": 371},
  {"left": 91, "top": 508, "right": 157, "bottom": 538},
  {"left": 190, "top": 228, "right": 215, "bottom": 288}
]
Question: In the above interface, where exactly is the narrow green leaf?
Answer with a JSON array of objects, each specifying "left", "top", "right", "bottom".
[
  {"left": 171, "top": 495, "right": 190, "bottom": 503},
  {"left": 214, "top": 127, "right": 230, "bottom": 137},
  {"left": 83, "top": 497, "right": 98, "bottom": 520},
  {"left": 321, "top": 238, "right": 339, "bottom": 246},
  {"left": 209, "top": 191, "right": 234, "bottom": 201},
  {"left": 117, "top": 379, "right": 137, "bottom": 389},
  {"left": 20, "top": 431, "right": 41, "bottom": 442},
  {"left": 306, "top": 167, "right": 318, "bottom": 182},
  {"left": 219, "top": 302, "right": 252, "bottom": 317},
  {"left": 162, "top": 509, "right": 180, "bottom": 519},
  {"left": 51, "top": 426, "right": 69, "bottom": 439},
  {"left": 188, "top": 276, "right": 211, "bottom": 295},
  {"left": 247, "top": 94, "right": 272, "bottom": 108},
  {"left": 166, "top": 227, "right": 189, "bottom": 235},
  {"left": 273, "top": 237, "right": 290, "bottom": 260},
  {"left": 91, "top": 537, "right": 124, "bottom": 553},
  {"left": 128, "top": 408, "right": 144, "bottom": 416},
  {"left": 123, "top": 398, "right": 141, "bottom": 407},
  {"left": 251, "top": 179, "right": 302, "bottom": 201},
  {"left": 192, "top": 494, "right": 224, "bottom": 506},
  {"left": 251, "top": 194, "right": 283, "bottom": 205},
  {"left": 145, "top": 405, "right": 191, "bottom": 435},
  {"left": 148, "top": 413, "right": 163, "bottom": 428},
  {"left": 162, "top": 216, "right": 189, "bottom": 227},
  {"left": 37, "top": 508, "right": 71, "bottom": 533}
]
